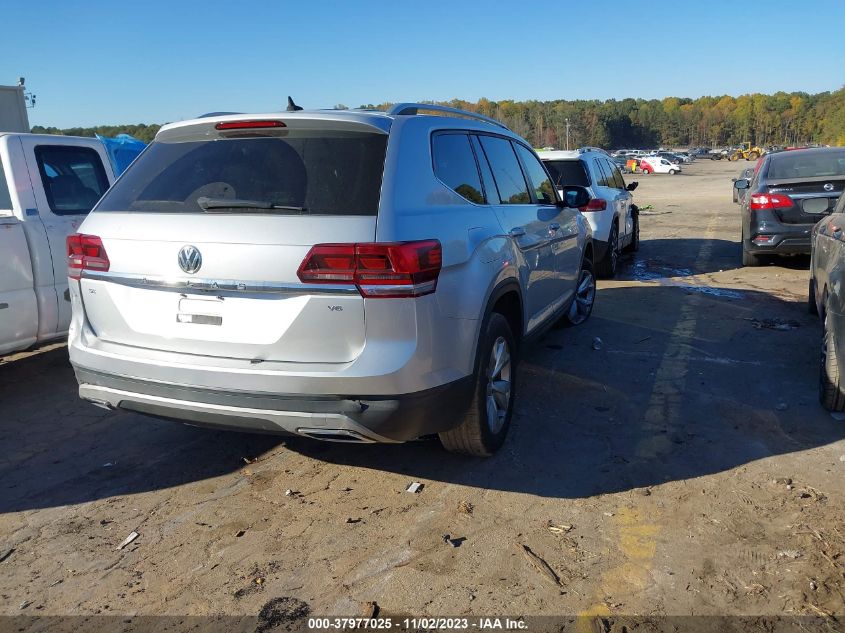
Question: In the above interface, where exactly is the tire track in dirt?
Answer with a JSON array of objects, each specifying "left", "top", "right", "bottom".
[{"left": 577, "top": 215, "right": 720, "bottom": 627}]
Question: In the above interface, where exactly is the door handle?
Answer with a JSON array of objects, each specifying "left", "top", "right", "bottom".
[{"left": 509, "top": 227, "right": 526, "bottom": 237}]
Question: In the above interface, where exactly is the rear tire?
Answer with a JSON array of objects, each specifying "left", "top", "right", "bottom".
[
  {"left": 809, "top": 278, "right": 819, "bottom": 316},
  {"left": 742, "top": 244, "right": 763, "bottom": 267},
  {"left": 820, "top": 308, "right": 845, "bottom": 411},
  {"left": 624, "top": 212, "right": 640, "bottom": 253},
  {"left": 596, "top": 223, "right": 619, "bottom": 278},
  {"left": 439, "top": 313, "right": 516, "bottom": 456}
]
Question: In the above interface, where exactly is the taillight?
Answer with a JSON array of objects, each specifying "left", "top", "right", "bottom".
[
  {"left": 297, "top": 241, "right": 442, "bottom": 298},
  {"left": 749, "top": 194, "right": 793, "bottom": 210},
  {"left": 214, "top": 120, "right": 286, "bottom": 130},
  {"left": 67, "top": 234, "right": 110, "bottom": 280},
  {"left": 580, "top": 198, "right": 607, "bottom": 212}
]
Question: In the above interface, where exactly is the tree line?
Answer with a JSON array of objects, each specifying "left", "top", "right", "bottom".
[
  {"left": 30, "top": 123, "right": 161, "bottom": 144},
  {"left": 32, "top": 87, "right": 845, "bottom": 150}
]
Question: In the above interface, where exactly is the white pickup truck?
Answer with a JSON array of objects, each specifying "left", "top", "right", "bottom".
[{"left": 1, "top": 133, "right": 115, "bottom": 355}]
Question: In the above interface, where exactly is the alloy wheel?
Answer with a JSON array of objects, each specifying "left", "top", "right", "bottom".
[
  {"left": 568, "top": 268, "right": 596, "bottom": 325},
  {"left": 486, "top": 337, "right": 511, "bottom": 434}
]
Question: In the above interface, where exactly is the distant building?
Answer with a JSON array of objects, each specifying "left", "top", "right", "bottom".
[{"left": 0, "top": 82, "right": 30, "bottom": 133}]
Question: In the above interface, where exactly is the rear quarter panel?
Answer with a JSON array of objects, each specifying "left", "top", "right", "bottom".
[{"left": 375, "top": 117, "right": 526, "bottom": 373}]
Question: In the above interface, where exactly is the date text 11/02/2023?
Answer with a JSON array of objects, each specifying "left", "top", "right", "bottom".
[{"left": 306, "top": 617, "right": 529, "bottom": 630}]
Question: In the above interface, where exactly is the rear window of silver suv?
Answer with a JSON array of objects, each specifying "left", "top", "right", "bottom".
[{"left": 95, "top": 131, "right": 387, "bottom": 216}]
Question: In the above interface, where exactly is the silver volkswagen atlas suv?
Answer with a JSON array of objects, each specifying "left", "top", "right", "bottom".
[{"left": 67, "top": 104, "right": 596, "bottom": 456}]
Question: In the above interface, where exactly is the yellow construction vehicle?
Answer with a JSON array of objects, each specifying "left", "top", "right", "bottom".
[{"left": 729, "top": 142, "right": 763, "bottom": 161}]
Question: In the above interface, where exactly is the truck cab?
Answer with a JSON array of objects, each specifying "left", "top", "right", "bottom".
[{"left": 0, "top": 133, "right": 114, "bottom": 354}]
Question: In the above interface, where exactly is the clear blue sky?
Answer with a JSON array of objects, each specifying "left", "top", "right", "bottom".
[{"left": 3, "top": 0, "right": 844, "bottom": 128}]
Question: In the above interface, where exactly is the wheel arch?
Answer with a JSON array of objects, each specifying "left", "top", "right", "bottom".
[
  {"left": 582, "top": 238, "right": 594, "bottom": 268},
  {"left": 484, "top": 280, "right": 524, "bottom": 346}
]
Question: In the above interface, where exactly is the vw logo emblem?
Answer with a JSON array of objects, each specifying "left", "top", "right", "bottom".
[
  {"left": 824, "top": 183, "right": 835, "bottom": 192},
  {"left": 178, "top": 245, "right": 202, "bottom": 274}
]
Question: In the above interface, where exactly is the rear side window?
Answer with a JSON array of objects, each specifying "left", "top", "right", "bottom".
[
  {"left": 96, "top": 132, "right": 387, "bottom": 215},
  {"left": 593, "top": 159, "right": 611, "bottom": 187},
  {"left": 432, "top": 133, "right": 484, "bottom": 204},
  {"left": 470, "top": 135, "right": 500, "bottom": 204},
  {"left": 0, "top": 161, "right": 13, "bottom": 211},
  {"left": 543, "top": 159, "right": 590, "bottom": 188},
  {"left": 35, "top": 145, "right": 110, "bottom": 215},
  {"left": 514, "top": 143, "right": 556, "bottom": 204},
  {"left": 478, "top": 136, "right": 531, "bottom": 204},
  {"left": 605, "top": 159, "right": 626, "bottom": 189}
]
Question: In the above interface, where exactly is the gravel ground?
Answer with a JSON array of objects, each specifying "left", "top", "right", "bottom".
[{"left": 1, "top": 159, "right": 843, "bottom": 628}]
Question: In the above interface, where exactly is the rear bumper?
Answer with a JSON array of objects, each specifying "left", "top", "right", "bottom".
[
  {"left": 745, "top": 230, "right": 812, "bottom": 255},
  {"left": 746, "top": 211, "right": 814, "bottom": 255},
  {"left": 75, "top": 367, "right": 474, "bottom": 442}
]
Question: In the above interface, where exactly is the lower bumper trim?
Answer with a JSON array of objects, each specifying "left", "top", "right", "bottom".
[{"left": 75, "top": 367, "right": 474, "bottom": 442}]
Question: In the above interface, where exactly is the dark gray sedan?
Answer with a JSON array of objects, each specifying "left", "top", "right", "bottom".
[
  {"left": 809, "top": 191, "right": 845, "bottom": 410},
  {"left": 735, "top": 147, "right": 845, "bottom": 266}
]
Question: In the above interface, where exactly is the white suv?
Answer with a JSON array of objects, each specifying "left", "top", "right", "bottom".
[
  {"left": 67, "top": 104, "right": 596, "bottom": 456},
  {"left": 538, "top": 149, "right": 638, "bottom": 277}
]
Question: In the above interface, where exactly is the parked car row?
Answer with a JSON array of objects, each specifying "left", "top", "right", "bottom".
[
  {"left": 8, "top": 100, "right": 841, "bottom": 454},
  {"left": 730, "top": 146, "right": 845, "bottom": 411}
]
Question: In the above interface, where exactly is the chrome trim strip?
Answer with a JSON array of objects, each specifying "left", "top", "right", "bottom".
[{"left": 80, "top": 270, "right": 359, "bottom": 295}]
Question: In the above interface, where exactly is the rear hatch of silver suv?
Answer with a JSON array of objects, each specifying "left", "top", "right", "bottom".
[{"left": 72, "top": 115, "right": 389, "bottom": 364}]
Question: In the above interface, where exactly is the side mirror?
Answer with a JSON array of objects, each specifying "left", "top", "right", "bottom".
[
  {"left": 734, "top": 179, "right": 749, "bottom": 190},
  {"left": 558, "top": 185, "right": 590, "bottom": 209},
  {"left": 626, "top": 181, "right": 638, "bottom": 192}
]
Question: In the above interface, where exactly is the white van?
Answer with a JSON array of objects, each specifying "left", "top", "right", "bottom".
[{"left": 639, "top": 156, "right": 681, "bottom": 175}]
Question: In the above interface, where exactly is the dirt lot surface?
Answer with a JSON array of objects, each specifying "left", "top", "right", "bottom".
[{"left": 1, "top": 159, "right": 844, "bottom": 627}]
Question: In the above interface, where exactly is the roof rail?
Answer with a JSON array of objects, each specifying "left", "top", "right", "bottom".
[
  {"left": 577, "top": 146, "right": 610, "bottom": 156},
  {"left": 387, "top": 103, "right": 509, "bottom": 130}
]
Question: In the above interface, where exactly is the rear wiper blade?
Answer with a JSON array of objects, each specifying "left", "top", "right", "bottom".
[{"left": 197, "top": 196, "right": 307, "bottom": 213}]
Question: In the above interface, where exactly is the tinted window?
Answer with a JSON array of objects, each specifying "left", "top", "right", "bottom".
[
  {"left": 432, "top": 133, "right": 484, "bottom": 204},
  {"left": 470, "top": 135, "right": 500, "bottom": 204},
  {"left": 478, "top": 136, "right": 531, "bottom": 204},
  {"left": 96, "top": 132, "right": 387, "bottom": 215},
  {"left": 543, "top": 159, "right": 590, "bottom": 187},
  {"left": 35, "top": 146, "right": 110, "bottom": 215},
  {"left": 0, "top": 161, "right": 12, "bottom": 210},
  {"left": 767, "top": 150, "right": 845, "bottom": 180},
  {"left": 514, "top": 143, "right": 556, "bottom": 204},
  {"left": 605, "top": 159, "right": 626, "bottom": 189},
  {"left": 593, "top": 159, "right": 611, "bottom": 187}
]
